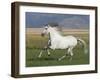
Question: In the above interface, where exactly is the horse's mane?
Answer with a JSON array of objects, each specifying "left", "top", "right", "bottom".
[{"left": 51, "top": 26, "right": 62, "bottom": 35}]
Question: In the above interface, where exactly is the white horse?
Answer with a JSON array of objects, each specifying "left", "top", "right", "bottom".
[{"left": 38, "top": 25, "right": 87, "bottom": 61}]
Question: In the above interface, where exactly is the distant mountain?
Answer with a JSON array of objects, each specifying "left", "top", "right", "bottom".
[
  {"left": 59, "top": 16, "right": 89, "bottom": 29},
  {"left": 26, "top": 12, "right": 89, "bottom": 29}
]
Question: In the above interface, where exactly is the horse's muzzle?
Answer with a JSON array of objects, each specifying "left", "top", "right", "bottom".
[{"left": 41, "top": 33, "right": 45, "bottom": 37}]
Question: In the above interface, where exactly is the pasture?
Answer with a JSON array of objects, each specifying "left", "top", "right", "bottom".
[{"left": 26, "top": 28, "right": 89, "bottom": 67}]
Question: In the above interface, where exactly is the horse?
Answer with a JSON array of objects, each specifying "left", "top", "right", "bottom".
[{"left": 38, "top": 25, "right": 88, "bottom": 61}]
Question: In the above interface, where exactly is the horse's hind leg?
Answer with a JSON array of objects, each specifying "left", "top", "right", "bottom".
[
  {"left": 58, "top": 47, "right": 74, "bottom": 61},
  {"left": 58, "top": 49, "right": 68, "bottom": 61},
  {"left": 67, "top": 47, "right": 74, "bottom": 61},
  {"left": 58, "top": 55, "right": 66, "bottom": 61}
]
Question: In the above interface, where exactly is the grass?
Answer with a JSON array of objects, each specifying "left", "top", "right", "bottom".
[{"left": 26, "top": 29, "right": 89, "bottom": 67}]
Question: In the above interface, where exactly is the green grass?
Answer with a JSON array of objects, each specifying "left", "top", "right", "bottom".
[{"left": 26, "top": 31, "right": 89, "bottom": 67}]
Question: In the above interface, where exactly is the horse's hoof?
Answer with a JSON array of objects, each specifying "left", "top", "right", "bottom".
[
  {"left": 58, "top": 59, "right": 61, "bottom": 61},
  {"left": 38, "top": 56, "right": 41, "bottom": 58},
  {"left": 48, "top": 54, "right": 50, "bottom": 56},
  {"left": 69, "top": 57, "right": 72, "bottom": 62}
]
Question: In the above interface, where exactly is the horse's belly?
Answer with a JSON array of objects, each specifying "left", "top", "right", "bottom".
[
  {"left": 66, "top": 37, "right": 77, "bottom": 47},
  {"left": 58, "top": 37, "right": 77, "bottom": 49},
  {"left": 58, "top": 41, "right": 69, "bottom": 49},
  {"left": 49, "top": 36, "right": 77, "bottom": 49},
  {"left": 50, "top": 41, "right": 68, "bottom": 49}
]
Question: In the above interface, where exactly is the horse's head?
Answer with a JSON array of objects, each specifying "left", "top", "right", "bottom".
[
  {"left": 41, "top": 24, "right": 60, "bottom": 37},
  {"left": 41, "top": 25, "right": 50, "bottom": 37}
]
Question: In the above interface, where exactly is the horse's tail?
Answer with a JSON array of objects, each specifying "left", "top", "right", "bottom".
[{"left": 77, "top": 38, "right": 88, "bottom": 54}]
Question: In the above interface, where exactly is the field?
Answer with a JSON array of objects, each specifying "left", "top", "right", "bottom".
[{"left": 26, "top": 28, "right": 89, "bottom": 67}]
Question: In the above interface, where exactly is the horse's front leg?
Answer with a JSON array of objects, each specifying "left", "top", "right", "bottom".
[
  {"left": 38, "top": 46, "right": 46, "bottom": 58},
  {"left": 38, "top": 46, "right": 51, "bottom": 58},
  {"left": 38, "top": 40, "right": 51, "bottom": 58},
  {"left": 47, "top": 49, "right": 51, "bottom": 56},
  {"left": 38, "top": 48, "right": 44, "bottom": 58},
  {"left": 46, "top": 40, "right": 51, "bottom": 56}
]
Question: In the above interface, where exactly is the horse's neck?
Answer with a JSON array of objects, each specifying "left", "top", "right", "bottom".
[{"left": 49, "top": 30, "right": 61, "bottom": 40}]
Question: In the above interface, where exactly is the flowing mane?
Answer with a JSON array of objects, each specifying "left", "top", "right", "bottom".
[{"left": 49, "top": 27, "right": 61, "bottom": 35}]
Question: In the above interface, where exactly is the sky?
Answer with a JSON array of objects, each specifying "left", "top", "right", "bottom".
[{"left": 25, "top": 12, "right": 89, "bottom": 29}]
